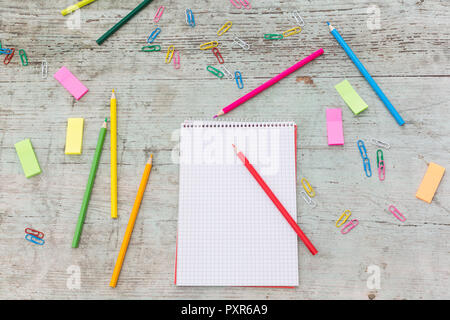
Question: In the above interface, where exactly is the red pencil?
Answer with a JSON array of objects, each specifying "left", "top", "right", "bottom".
[{"left": 233, "top": 144, "right": 318, "bottom": 255}]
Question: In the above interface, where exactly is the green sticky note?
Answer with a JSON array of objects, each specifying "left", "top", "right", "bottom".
[
  {"left": 335, "top": 80, "right": 368, "bottom": 115},
  {"left": 15, "top": 139, "right": 42, "bottom": 178}
]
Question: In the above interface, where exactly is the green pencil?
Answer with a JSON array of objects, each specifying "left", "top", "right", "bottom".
[
  {"left": 72, "top": 119, "right": 108, "bottom": 248},
  {"left": 96, "top": 0, "right": 154, "bottom": 45}
]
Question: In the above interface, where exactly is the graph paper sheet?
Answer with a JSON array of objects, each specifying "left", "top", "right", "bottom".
[{"left": 176, "top": 121, "right": 299, "bottom": 286}]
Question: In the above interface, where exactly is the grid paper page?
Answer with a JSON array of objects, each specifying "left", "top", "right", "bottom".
[{"left": 176, "top": 121, "right": 298, "bottom": 286}]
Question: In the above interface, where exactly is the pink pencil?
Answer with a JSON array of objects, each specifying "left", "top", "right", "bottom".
[{"left": 214, "top": 48, "right": 324, "bottom": 118}]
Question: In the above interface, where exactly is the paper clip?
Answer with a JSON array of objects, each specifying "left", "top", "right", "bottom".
[
  {"left": 235, "top": 71, "right": 244, "bottom": 89},
  {"left": 41, "top": 60, "right": 48, "bottom": 79},
  {"left": 376, "top": 149, "right": 384, "bottom": 168},
  {"left": 207, "top": 66, "right": 224, "bottom": 79},
  {"left": 264, "top": 34, "right": 284, "bottom": 40},
  {"left": 363, "top": 158, "right": 372, "bottom": 177},
  {"left": 282, "top": 26, "right": 302, "bottom": 38},
  {"left": 229, "top": 0, "right": 242, "bottom": 9},
  {"left": 336, "top": 210, "right": 352, "bottom": 228},
  {"left": 212, "top": 47, "right": 224, "bottom": 64},
  {"left": 389, "top": 205, "right": 406, "bottom": 222},
  {"left": 378, "top": 160, "right": 385, "bottom": 181},
  {"left": 141, "top": 45, "right": 161, "bottom": 52},
  {"left": 220, "top": 65, "right": 234, "bottom": 80},
  {"left": 173, "top": 51, "right": 180, "bottom": 69},
  {"left": 0, "top": 48, "right": 12, "bottom": 55},
  {"left": 292, "top": 11, "right": 305, "bottom": 27},
  {"left": 232, "top": 35, "right": 250, "bottom": 50},
  {"left": 25, "top": 228, "right": 44, "bottom": 239},
  {"left": 300, "top": 190, "right": 317, "bottom": 208},
  {"left": 153, "top": 6, "right": 165, "bottom": 23},
  {"left": 147, "top": 27, "right": 161, "bottom": 43},
  {"left": 341, "top": 219, "right": 359, "bottom": 234},
  {"left": 301, "top": 178, "right": 315, "bottom": 197},
  {"left": 217, "top": 21, "right": 232, "bottom": 36},
  {"left": 4, "top": 47, "right": 15, "bottom": 65},
  {"left": 239, "top": 0, "right": 251, "bottom": 9},
  {"left": 19, "top": 49, "right": 28, "bottom": 66},
  {"left": 185, "top": 9, "right": 195, "bottom": 27},
  {"left": 357, "top": 139, "right": 372, "bottom": 177},
  {"left": 25, "top": 234, "right": 45, "bottom": 245},
  {"left": 371, "top": 138, "right": 391, "bottom": 150},
  {"left": 200, "top": 41, "right": 219, "bottom": 50},
  {"left": 165, "top": 45, "right": 175, "bottom": 64}
]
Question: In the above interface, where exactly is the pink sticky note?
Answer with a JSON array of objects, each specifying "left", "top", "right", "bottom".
[
  {"left": 53, "top": 66, "right": 88, "bottom": 100},
  {"left": 326, "top": 108, "right": 344, "bottom": 145}
]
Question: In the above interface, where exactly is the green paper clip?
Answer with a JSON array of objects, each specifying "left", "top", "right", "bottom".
[
  {"left": 264, "top": 34, "right": 283, "bottom": 40},
  {"left": 19, "top": 49, "right": 28, "bottom": 66},
  {"left": 376, "top": 149, "right": 384, "bottom": 168},
  {"left": 206, "top": 66, "right": 224, "bottom": 79},
  {"left": 141, "top": 45, "right": 161, "bottom": 52}
]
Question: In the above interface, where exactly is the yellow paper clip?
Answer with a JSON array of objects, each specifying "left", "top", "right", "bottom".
[
  {"left": 301, "top": 178, "right": 315, "bottom": 197},
  {"left": 217, "top": 21, "right": 232, "bottom": 36},
  {"left": 282, "top": 26, "right": 302, "bottom": 38},
  {"left": 336, "top": 210, "right": 352, "bottom": 228},
  {"left": 165, "top": 45, "right": 175, "bottom": 64},
  {"left": 199, "top": 41, "right": 219, "bottom": 50}
]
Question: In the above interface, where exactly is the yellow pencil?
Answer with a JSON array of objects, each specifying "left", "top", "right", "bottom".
[
  {"left": 111, "top": 90, "right": 117, "bottom": 219},
  {"left": 61, "top": 0, "right": 97, "bottom": 16},
  {"left": 110, "top": 155, "right": 153, "bottom": 288}
]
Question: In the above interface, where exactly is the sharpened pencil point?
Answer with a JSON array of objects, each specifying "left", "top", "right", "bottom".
[
  {"left": 326, "top": 21, "right": 330, "bottom": 26},
  {"left": 213, "top": 115, "right": 217, "bottom": 119}
]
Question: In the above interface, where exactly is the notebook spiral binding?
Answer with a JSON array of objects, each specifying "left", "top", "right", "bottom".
[{"left": 182, "top": 119, "right": 296, "bottom": 128}]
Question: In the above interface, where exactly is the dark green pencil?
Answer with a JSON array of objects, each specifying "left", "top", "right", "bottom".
[{"left": 96, "top": 0, "right": 155, "bottom": 45}]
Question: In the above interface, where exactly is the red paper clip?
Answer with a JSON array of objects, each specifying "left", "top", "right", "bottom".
[
  {"left": 4, "top": 47, "right": 15, "bottom": 65},
  {"left": 25, "top": 228, "right": 44, "bottom": 239},
  {"left": 212, "top": 47, "right": 224, "bottom": 64},
  {"left": 341, "top": 219, "right": 359, "bottom": 234},
  {"left": 388, "top": 205, "right": 406, "bottom": 222},
  {"left": 378, "top": 160, "right": 385, "bottom": 181}
]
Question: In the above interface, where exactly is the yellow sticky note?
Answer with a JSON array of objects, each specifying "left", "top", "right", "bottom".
[
  {"left": 416, "top": 162, "right": 445, "bottom": 203},
  {"left": 335, "top": 80, "right": 368, "bottom": 115},
  {"left": 65, "top": 118, "right": 84, "bottom": 154}
]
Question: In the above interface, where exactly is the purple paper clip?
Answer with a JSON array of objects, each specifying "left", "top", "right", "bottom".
[
  {"left": 378, "top": 160, "right": 385, "bottom": 181},
  {"left": 153, "top": 6, "right": 165, "bottom": 23},
  {"left": 388, "top": 205, "right": 406, "bottom": 222},
  {"left": 173, "top": 51, "right": 180, "bottom": 69},
  {"left": 341, "top": 219, "right": 359, "bottom": 234}
]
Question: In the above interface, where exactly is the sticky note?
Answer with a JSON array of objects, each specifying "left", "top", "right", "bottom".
[
  {"left": 326, "top": 108, "right": 344, "bottom": 145},
  {"left": 15, "top": 139, "right": 41, "bottom": 178},
  {"left": 65, "top": 118, "right": 84, "bottom": 154},
  {"left": 335, "top": 80, "right": 368, "bottom": 115},
  {"left": 53, "top": 66, "right": 88, "bottom": 100},
  {"left": 416, "top": 162, "right": 445, "bottom": 203}
]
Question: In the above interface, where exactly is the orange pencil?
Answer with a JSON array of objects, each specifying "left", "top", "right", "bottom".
[{"left": 110, "top": 154, "right": 153, "bottom": 288}]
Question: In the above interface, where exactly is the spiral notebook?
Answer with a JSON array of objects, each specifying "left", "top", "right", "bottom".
[{"left": 175, "top": 120, "right": 299, "bottom": 287}]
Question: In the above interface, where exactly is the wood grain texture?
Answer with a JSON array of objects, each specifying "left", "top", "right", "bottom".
[{"left": 0, "top": 0, "right": 449, "bottom": 299}]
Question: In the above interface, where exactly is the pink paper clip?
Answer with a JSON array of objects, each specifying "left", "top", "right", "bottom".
[
  {"left": 378, "top": 160, "right": 385, "bottom": 181},
  {"left": 173, "top": 51, "right": 180, "bottom": 69},
  {"left": 25, "top": 228, "right": 44, "bottom": 239},
  {"left": 341, "top": 219, "right": 359, "bottom": 234},
  {"left": 239, "top": 0, "right": 252, "bottom": 9},
  {"left": 153, "top": 6, "right": 165, "bottom": 23},
  {"left": 230, "top": 0, "right": 242, "bottom": 9},
  {"left": 388, "top": 205, "right": 406, "bottom": 222}
]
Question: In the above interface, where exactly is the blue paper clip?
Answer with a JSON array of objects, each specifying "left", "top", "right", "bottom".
[
  {"left": 25, "top": 234, "right": 45, "bottom": 245},
  {"left": 235, "top": 71, "right": 244, "bottom": 89},
  {"left": 185, "top": 9, "right": 195, "bottom": 27},
  {"left": 357, "top": 140, "right": 372, "bottom": 177},
  {"left": 147, "top": 27, "right": 161, "bottom": 43},
  {"left": 0, "top": 48, "right": 12, "bottom": 55}
]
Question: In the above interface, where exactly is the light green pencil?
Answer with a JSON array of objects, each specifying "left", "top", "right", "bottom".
[{"left": 72, "top": 119, "right": 107, "bottom": 248}]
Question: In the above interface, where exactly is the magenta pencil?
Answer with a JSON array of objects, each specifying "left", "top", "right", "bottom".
[{"left": 214, "top": 48, "right": 324, "bottom": 118}]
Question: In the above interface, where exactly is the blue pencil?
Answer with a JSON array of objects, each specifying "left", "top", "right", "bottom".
[{"left": 327, "top": 22, "right": 405, "bottom": 126}]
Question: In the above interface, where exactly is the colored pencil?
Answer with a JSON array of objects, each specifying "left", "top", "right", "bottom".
[
  {"left": 110, "top": 155, "right": 153, "bottom": 287},
  {"left": 327, "top": 22, "right": 405, "bottom": 126},
  {"left": 111, "top": 90, "right": 117, "bottom": 219},
  {"left": 61, "top": 0, "right": 97, "bottom": 16},
  {"left": 96, "top": 0, "right": 155, "bottom": 45},
  {"left": 232, "top": 145, "right": 318, "bottom": 255},
  {"left": 72, "top": 119, "right": 107, "bottom": 248},
  {"left": 214, "top": 48, "right": 324, "bottom": 118}
]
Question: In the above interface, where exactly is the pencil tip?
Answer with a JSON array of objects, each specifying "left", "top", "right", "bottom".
[
  {"left": 213, "top": 115, "right": 217, "bottom": 119},
  {"left": 326, "top": 21, "right": 330, "bottom": 25},
  {"left": 112, "top": 89, "right": 115, "bottom": 93}
]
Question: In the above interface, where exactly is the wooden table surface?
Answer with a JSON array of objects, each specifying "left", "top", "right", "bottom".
[{"left": 0, "top": 0, "right": 448, "bottom": 300}]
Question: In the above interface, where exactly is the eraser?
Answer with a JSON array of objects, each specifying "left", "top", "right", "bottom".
[
  {"left": 416, "top": 162, "right": 445, "bottom": 203},
  {"left": 65, "top": 118, "right": 84, "bottom": 154},
  {"left": 326, "top": 108, "right": 344, "bottom": 145},
  {"left": 15, "top": 139, "right": 42, "bottom": 178},
  {"left": 53, "top": 66, "right": 88, "bottom": 100},
  {"left": 335, "top": 80, "right": 368, "bottom": 115}
]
